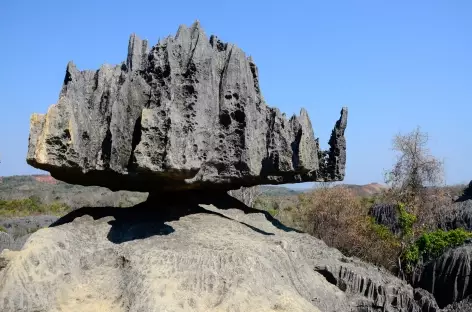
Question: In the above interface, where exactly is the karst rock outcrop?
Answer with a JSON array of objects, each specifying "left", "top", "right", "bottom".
[
  {"left": 412, "top": 243, "right": 472, "bottom": 309},
  {"left": 0, "top": 193, "right": 440, "bottom": 312},
  {"left": 26, "top": 21, "right": 347, "bottom": 192}
]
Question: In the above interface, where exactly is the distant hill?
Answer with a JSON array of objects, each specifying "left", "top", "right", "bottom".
[
  {"left": 0, "top": 175, "right": 148, "bottom": 209},
  {"left": 265, "top": 183, "right": 387, "bottom": 198},
  {"left": 259, "top": 185, "right": 300, "bottom": 196},
  {"left": 341, "top": 183, "right": 387, "bottom": 197},
  {"left": 0, "top": 175, "right": 386, "bottom": 206},
  {"left": 0, "top": 175, "right": 302, "bottom": 199}
]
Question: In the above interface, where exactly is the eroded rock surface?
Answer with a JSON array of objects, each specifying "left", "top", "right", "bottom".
[
  {"left": 412, "top": 244, "right": 472, "bottom": 308},
  {"left": 27, "top": 21, "right": 347, "bottom": 192},
  {"left": 442, "top": 295, "right": 472, "bottom": 312},
  {"left": 442, "top": 200, "right": 472, "bottom": 231},
  {"left": 0, "top": 216, "right": 59, "bottom": 253},
  {"left": 441, "top": 182, "right": 472, "bottom": 231},
  {"left": 0, "top": 193, "right": 430, "bottom": 312}
]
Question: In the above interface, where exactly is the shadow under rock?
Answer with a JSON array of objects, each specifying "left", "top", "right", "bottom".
[
  {"left": 50, "top": 191, "right": 301, "bottom": 244},
  {"left": 189, "top": 191, "right": 303, "bottom": 234}
]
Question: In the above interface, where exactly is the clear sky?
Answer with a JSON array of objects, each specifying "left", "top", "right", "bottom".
[{"left": 0, "top": 0, "right": 471, "bottom": 188}]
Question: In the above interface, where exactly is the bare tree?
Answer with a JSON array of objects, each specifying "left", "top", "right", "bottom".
[
  {"left": 228, "top": 186, "right": 262, "bottom": 207},
  {"left": 385, "top": 126, "right": 444, "bottom": 205}
]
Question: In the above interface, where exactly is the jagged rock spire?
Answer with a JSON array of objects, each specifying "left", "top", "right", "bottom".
[{"left": 27, "top": 22, "right": 348, "bottom": 192}]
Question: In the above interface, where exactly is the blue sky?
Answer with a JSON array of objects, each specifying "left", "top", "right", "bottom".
[{"left": 0, "top": 0, "right": 471, "bottom": 187}]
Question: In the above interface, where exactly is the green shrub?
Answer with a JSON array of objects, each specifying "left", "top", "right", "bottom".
[
  {"left": 360, "top": 196, "right": 376, "bottom": 209},
  {"left": 369, "top": 217, "right": 398, "bottom": 241},
  {"left": 47, "top": 202, "right": 70, "bottom": 215},
  {"left": 417, "top": 228, "right": 472, "bottom": 259},
  {"left": 0, "top": 225, "right": 6, "bottom": 232},
  {"left": 403, "top": 228, "right": 472, "bottom": 271},
  {"left": 398, "top": 203, "right": 416, "bottom": 237},
  {"left": 0, "top": 199, "right": 70, "bottom": 217},
  {"left": 403, "top": 244, "right": 419, "bottom": 272}
]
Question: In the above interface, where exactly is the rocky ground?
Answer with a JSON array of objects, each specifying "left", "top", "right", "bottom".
[
  {"left": 2, "top": 178, "right": 472, "bottom": 311},
  {"left": 0, "top": 193, "right": 438, "bottom": 312},
  {"left": 3, "top": 182, "right": 472, "bottom": 312},
  {"left": 0, "top": 215, "right": 58, "bottom": 252}
]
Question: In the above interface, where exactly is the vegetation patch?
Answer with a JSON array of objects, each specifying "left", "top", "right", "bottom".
[
  {"left": 398, "top": 203, "right": 416, "bottom": 237},
  {"left": 368, "top": 217, "right": 398, "bottom": 242},
  {"left": 403, "top": 228, "right": 472, "bottom": 271},
  {"left": 0, "top": 196, "right": 70, "bottom": 217}
]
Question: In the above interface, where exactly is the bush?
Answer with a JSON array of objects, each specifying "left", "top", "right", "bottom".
[
  {"left": 296, "top": 185, "right": 362, "bottom": 247},
  {"left": 403, "top": 228, "right": 472, "bottom": 271},
  {"left": 398, "top": 203, "right": 416, "bottom": 237},
  {"left": 402, "top": 245, "right": 419, "bottom": 272},
  {"left": 295, "top": 184, "right": 401, "bottom": 270},
  {"left": 369, "top": 217, "right": 397, "bottom": 241}
]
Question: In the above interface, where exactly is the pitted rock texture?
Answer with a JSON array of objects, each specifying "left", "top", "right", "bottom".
[
  {"left": 0, "top": 193, "right": 430, "bottom": 312},
  {"left": 26, "top": 21, "right": 348, "bottom": 192}
]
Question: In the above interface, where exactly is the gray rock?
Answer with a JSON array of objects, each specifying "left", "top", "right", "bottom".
[
  {"left": 455, "top": 181, "right": 472, "bottom": 202},
  {"left": 0, "top": 193, "right": 430, "bottom": 312},
  {"left": 414, "top": 288, "right": 440, "bottom": 312},
  {"left": 0, "top": 216, "right": 59, "bottom": 253},
  {"left": 0, "top": 257, "right": 7, "bottom": 271},
  {"left": 412, "top": 244, "right": 472, "bottom": 308},
  {"left": 368, "top": 203, "right": 402, "bottom": 235},
  {"left": 436, "top": 182, "right": 472, "bottom": 231},
  {"left": 442, "top": 295, "right": 472, "bottom": 312},
  {"left": 0, "top": 215, "right": 58, "bottom": 238},
  {"left": 26, "top": 21, "right": 347, "bottom": 192},
  {"left": 439, "top": 200, "right": 472, "bottom": 232},
  {"left": 0, "top": 232, "right": 13, "bottom": 253}
]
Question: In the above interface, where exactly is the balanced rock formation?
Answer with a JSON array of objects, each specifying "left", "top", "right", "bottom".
[
  {"left": 0, "top": 194, "right": 436, "bottom": 312},
  {"left": 26, "top": 21, "right": 347, "bottom": 192}
]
